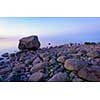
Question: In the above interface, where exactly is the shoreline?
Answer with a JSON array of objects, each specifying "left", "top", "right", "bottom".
[{"left": 0, "top": 42, "right": 100, "bottom": 82}]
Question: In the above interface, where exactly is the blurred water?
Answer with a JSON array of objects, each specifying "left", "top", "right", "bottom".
[{"left": 0, "top": 32, "right": 100, "bottom": 55}]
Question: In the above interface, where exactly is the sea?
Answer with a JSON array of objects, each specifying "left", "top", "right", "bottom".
[{"left": 0, "top": 33, "right": 99, "bottom": 55}]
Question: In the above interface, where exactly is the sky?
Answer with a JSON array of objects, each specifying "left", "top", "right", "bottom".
[{"left": 0, "top": 17, "right": 100, "bottom": 42}]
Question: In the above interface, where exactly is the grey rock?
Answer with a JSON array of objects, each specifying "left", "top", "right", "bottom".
[
  {"left": 87, "top": 51, "right": 100, "bottom": 58},
  {"left": 12, "top": 63, "right": 26, "bottom": 75},
  {"left": 49, "top": 58, "right": 56, "bottom": 65},
  {"left": 64, "top": 59, "right": 87, "bottom": 71},
  {"left": 72, "top": 77, "right": 83, "bottom": 82},
  {"left": 78, "top": 66, "right": 100, "bottom": 81},
  {"left": 28, "top": 72, "right": 44, "bottom": 82},
  {"left": 48, "top": 72, "right": 68, "bottom": 82},
  {"left": 30, "top": 62, "right": 48, "bottom": 73},
  {"left": 57, "top": 55, "right": 66, "bottom": 63},
  {"left": 0, "top": 67, "right": 11, "bottom": 75}
]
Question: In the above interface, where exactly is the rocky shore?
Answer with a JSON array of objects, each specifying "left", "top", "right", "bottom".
[{"left": 0, "top": 35, "right": 100, "bottom": 82}]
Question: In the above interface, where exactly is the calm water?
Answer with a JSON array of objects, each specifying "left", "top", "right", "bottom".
[
  {"left": 0, "top": 37, "right": 62, "bottom": 55},
  {"left": 0, "top": 32, "right": 100, "bottom": 55}
]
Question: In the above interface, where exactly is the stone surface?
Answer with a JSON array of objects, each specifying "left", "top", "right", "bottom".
[
  {"left": 57, "top": 55, "right": 66, "bottom": 63},
  {"left": 12, "top": 63, "right": 26, "bottom": 76},
  {"left": 48, "top": 72, "right": 68, "bottom": 82},
  {"left": 87, "top": 51, "right": 100, "bottom": 58},
  {"left": 28, "top": 72, "right": 44, "bottom": 82},
  {"left": 18, "top": 35, "right": 41, "bottom": 50},
  {"left": 30, "top": 62, "right": 48, "bottom": 73},
  {"left": 78, "top": 66, "right": 100, "bottom": 81},
  {"left": 0, "top": 67, "right": 11, "bottom": 75},
  {"left": 64, "top": 59, "right": 87, "bottom": 71}
]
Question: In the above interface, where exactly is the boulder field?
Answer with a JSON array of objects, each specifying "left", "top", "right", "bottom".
[{"left": 0, "top": 35, "right": 100, "bottom": 82}]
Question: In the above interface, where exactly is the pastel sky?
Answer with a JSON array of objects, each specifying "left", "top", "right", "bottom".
[{"left": 0, "top": 17, "right": 100, "bottom": 42}]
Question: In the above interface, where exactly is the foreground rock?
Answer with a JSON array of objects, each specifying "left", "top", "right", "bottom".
[
  {"left": 18, "top": 35, "right": 41, "bottom": 50},
  {"left": 28, "top": 72, "right": 44, "bottom": 82},
  {"left": 30, "top": 62, "right": 48, "bottom": 73},
  {"left": 64, "top": 59, "right": 87, "bottom": 71},
  {"left": 48, "top": 72, "right": 68, "bottom": 82},
  {"left": 78, "top": 66, "right": 100, "bottom": 81}
]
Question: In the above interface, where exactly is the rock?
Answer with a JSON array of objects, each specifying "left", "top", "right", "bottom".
[
  {"left": 72, "top": 77, "right": 83, "bottom": 82},
  {"left": 25, "top": 59, "right": 33, "bottom": 65},
  {"left": 5, "top": 72, "right": 15, "bottom": 81},
  {"left": 48, "top": 72, "right": 68, "bottom": 82},
  {"left": 43, "top": 56, "right": 50, "bottom": 62},
  {"left": 69, "top": 72, "right": 77, "bottom": 79},
  {"left": 64, "top": 59, "right": 87, "bottom": 71},
  {"left": 12, "top": 63, "right": 26, "bottom": 75},
  {"left": 32, "top": 57, "right": 42, "bottom": 65},
  {"left": 55, "top": 66, "right": 65, "bottom": 73},
  {"left": 28, "top": 72, "right": 44, "bottom": 82},
  {"left": 0, "top": 67, "right": 11, "bottom": 75},
  {"left": 20, "top": 75, "right": 28, "bottom": 81},
  {"left": 84, "top": 42, "right": 96, "bottom": 45},
  {"left": 57, "top": 55, "right": 66, "bottom": 63},
  {"left": 0, "top": 58, "right": 4, "bottom": 60},
  {"left": 49, "top": 58, "right": 56, "bottom": 65},
  {"left": 77, "top": 67, "right": 88, "bottom": 80},
  {"left": 95, "top": 58, "right": 100, "bottom": 65},
  {"left": 78, "top": 66, "right": 100, "bottom": 81},
  {"left": 30, "top": 62, "right": 48, "bottom": 73},
  {"left": 18, "top": 35, "right": 41, "bottom": 50},
  {"left": 5, "top": 71, "right": 22, "bottom": 82},
  {"left": 1, "top": 53, "right": 9, "bottom": 57},
  {"left": 0, "top": 65, "right": 5, "bottom": 69},
  {"left": 87, "top": 51, "right": 100, "bottom": 58},
  {"left": 10, "top": 53, "right": 16, "bottom": 57}
]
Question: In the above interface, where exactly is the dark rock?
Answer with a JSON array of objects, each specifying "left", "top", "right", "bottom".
[
  {"left": 18, "top": 35, "right": 41, "bottom": 51},
  {"left": 10, "top": 53, "right": 16, "bottom": 57},
  {"left": 1, "top": 53, "right": 9, "bottom": 57},
  {"left": 48, "top": 72, "right": 68, "bottom": 82},
  {"left": 25, "top": 59, "right": 33, "bottom": 65},
  {"left": 20, "top": 75, "right": 28, "bottom": 81},
  {"left": 28, "top": 72, "right": 44, "bottom": 82},
  {"left": 84, "top": 42, "right": 96, "bottom": 45},
  {"left": 0, "top": 58, "right": 4, "bottom": 60}
]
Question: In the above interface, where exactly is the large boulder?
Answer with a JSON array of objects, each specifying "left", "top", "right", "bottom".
[
  {"left": 64, "top": 59, "right": 88, "bottom": 71},
  {"left": 18, "top": 35, "right": 41, "bottom": 50},
  {"left": 77, "top": 66, "right": 100, "bottom": 81}
]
